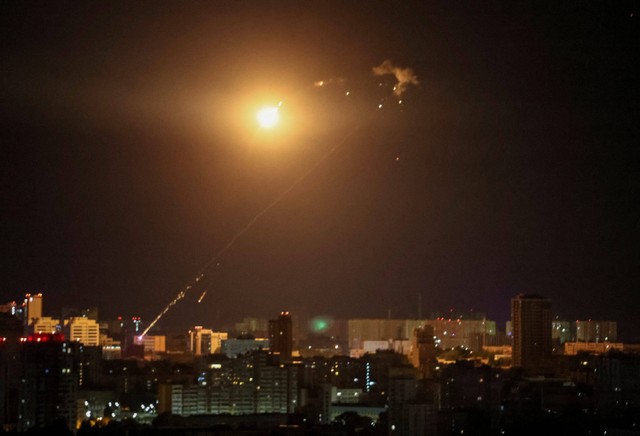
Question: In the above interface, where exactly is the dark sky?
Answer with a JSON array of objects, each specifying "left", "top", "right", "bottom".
[{"left": 1, "top": 2, "right": 639, "bottom": 338}]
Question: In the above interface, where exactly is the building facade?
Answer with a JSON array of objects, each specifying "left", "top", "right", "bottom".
[
  {"left": 221, "top": 336, "right": 269, "bottom": 358},
  {"left": 32, "top": 317, "right": 60, "bottom": 335},
  {"left": 65, "top": 317, "right": 100, "bottom": 346},
  {"left": 348, "top": 318, "right": 496, "bottom": 351},
  {"left": 575, "top": 320, "right": 617, "bottom": 343},
  {"left": 18, "top": 334, "right": 78, "bottom": 432},
  {"left": 23, "top": 293, "right": 43, "bottom": 327},
  {"left": 268, "top": 312, "right": 292, "bottom": 361},
  {"left": 511, "top": 294, "right": 552, "bottom": 370},
  {"left": 161, "top": 351, "right": 298, "bottom": 416},
  {"left": 189, "top": 327, "right": 227, "bottom": 355}
]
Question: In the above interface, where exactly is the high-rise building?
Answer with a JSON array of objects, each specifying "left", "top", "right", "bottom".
[
  {"left": 189, "top": 327, "right": 227, "bottom": 355},
  {"left": 410, "top": 326, "right": 436, "bottom": 379},
  {"left": 0, "top": 313, "right": 23, "bottom": 430},
  {"left": 511, "top": 294, "right": 552, "bottom": 370},
  {"left": 65, "top": 317, "right": 100, "bottom": 346},
  {"left": 22, "top": 293, "right": 43, "bottom": 326},
  {"left": 222, "top": 335, "right": 269, "bottom": 358},
  {"left": 253, "top": 351, "right": 298, "bottom": 414},
  {"left": 134, "top": 335, "right": 166, "bottom": 354},
  {"left": 268, "top": 312, "right": 292, "bottom": 361},
  {"left": 161, "top": 350, "right": 298, "bottom": 416},
  {"left": 387, "top": 368, "right": 437, "bottom": 435},
  {"left": 234, "top": 317, "right": 269, "bottom": 335},
  {"left": 347, "top": 318, "right": 496, "bottom": 351},
  {"left": 18, "top": 334, "right": 78, "bottom": 432},
  {"left": 32, "top": 317, "right": 60, "bottom": 335},
  {"left": 552, "top": 320, "right": 573, "bottom": 344},
  {"left": 575, "top": 320, "right": 617, "bottom": 343}
]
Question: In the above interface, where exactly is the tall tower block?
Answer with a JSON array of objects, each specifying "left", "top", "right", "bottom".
[
  {"left": 511, "top": 293, "right": 552, "bottom": 371},
  {"left": 23, "top": 293, "right": 43, "bottom": 326},
  {"left": 268, "top": 312, "right": 292, "bottom": 361}
]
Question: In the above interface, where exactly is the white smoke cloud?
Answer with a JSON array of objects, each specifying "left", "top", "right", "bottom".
[{"left": 372, "top": 59, "right": 419, "bottom": 96}]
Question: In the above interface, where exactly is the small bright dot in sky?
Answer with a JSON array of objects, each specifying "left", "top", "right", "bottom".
[{"left": 257, "top": 106, "right": 279, "bottom": 128}]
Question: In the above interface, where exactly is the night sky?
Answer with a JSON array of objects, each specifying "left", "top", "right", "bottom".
[{"left": 2, "top": 2, "right": 639, "bottom": 338}]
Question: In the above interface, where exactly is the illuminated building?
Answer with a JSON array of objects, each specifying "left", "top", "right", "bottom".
[
  {"left": 387, "top": 368, "right": 437, "bottom": 435},
  {"left": 107, "top": 316, "right": 126, "bottom": 335},
  {"left": 161, "top": 350, "right": 298, "bottom": 416},
  {"left": 427, "top": 318, "right": 495, "bottom": 350},
  {"left": 76, "top": 345, "right": 102, "bottom": 389},
  {"left": 18, "top": 334, "right": 78, "bottom": 432},
  {"left": 552, "top": 320, "right": 573, "bottom": 344},
  {"left": 234, "top": 317, "right": 268, "bottom": 335},
  {"left": 22, "top": 293, "right": 43, "bottom": 326},
  {"left": 575, "top": 320, "right": 617, "bottom": 343},
  {"left": 511, "top": 294, "right": 552, "bottom": 370},
  {"left": 101, "top": 345, "right": 122, "bottom": 360},
  {"left": 132, "top": 316, "right": 142, "bottom": 333},
  {"left": 564, "top": 341, "right": 623, "bottom": 355},
  {"left": 410, "top": 326, "right": 436, "bottom": 379},
  {"left": 168, "top": 384, "right": 209, "bottom": 415},
  {"left": 76, "top": 390, "right": 117, "bottom": 424},
  {"left": 135, "top": 335, "right": 166, "bottom": 354},
  {"left": 221, "top": 335, "right": 269, "bottom": 358},
  {"left": 347, "top": 318, "right": 496, "bottom": 351},
  {"left": 331, "top": 387, "right": 362, "bottom": 404},
  {"left": 189, "top": 327, "right": 227, "bottom": 355},
  {"left": 32, "top": 316, "right": 60, "bottom": 335},
  {"left": 64, "top": 317, "right": 100, "bottom": 346},
  {"left": 363, "top": 340, "right": 392, "bottom": 353},
  {"left": 253, "top": 351, "right": 298, "bottom": 414},
  {"left": 0, "top": 301, "right": 17, "bottom": 315},
  {"left": 268, "top": 312, "right": 293, "bottom": 361},
  {"left": 550, "top": 319, "right": 618, "bottom": 345}
]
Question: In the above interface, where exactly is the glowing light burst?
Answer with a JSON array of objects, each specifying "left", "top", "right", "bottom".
[
  {"left": 141, "top": 61, "right": 418, "bottom": 338},
  {"left": 310, "top": 316, "right": 331, "bottom": 333},
  {"left": 256, "top": 106, "right": 280, "bottom": 128}
]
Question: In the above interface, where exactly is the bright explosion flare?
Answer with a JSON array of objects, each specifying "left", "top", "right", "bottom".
[
  {"left": 142, "top": 63, "right": 418, "bottom": 335},
  {"left": 256, "top": 106, "right": 280, "bottom": 128}
]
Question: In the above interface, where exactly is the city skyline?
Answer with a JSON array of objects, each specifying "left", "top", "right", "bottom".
[
  {"left": 2, "top": 3, "right": 639, "bottom": 339},
  {"left": 4, "top": 298, "right": 639, "bottom": 434},
  {"left": 2, "top": 291, "right": 629, "bottom": 347}
]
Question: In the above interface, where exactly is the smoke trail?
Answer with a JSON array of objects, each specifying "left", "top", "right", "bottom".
[
  {"left": 141, "top": 64, "right": 408, "bottom": 337},
  {"left": 140, "top": 289, "right": 187, "bottom": 337},
  {"left": 140, "top": 276, "right": 200, "bottom": 337},
  {"left": 372, "top": 59, "right": 419, "bottom": 96},
  {"left": 313, "top": 78, "right": 346, "bottom": 88},
  {"left": 197, "top": 289, "right": 208, "bottom": 303},
  {"left": 140, "top": 124, "right": 363, "bottom": 338},
  {"left": 194, "top": 123, "right": 363, "bottom": 279}
]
